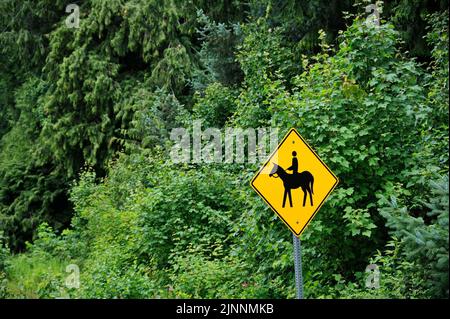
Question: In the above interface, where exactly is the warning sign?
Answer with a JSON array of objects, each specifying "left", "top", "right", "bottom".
[{"left": 251, "top": 128, "right": 339, "bottom": 236}]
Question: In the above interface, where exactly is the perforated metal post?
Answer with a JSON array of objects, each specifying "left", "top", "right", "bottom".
[{"left": 293, "top": 234, "right": 304, "bottom": 299}]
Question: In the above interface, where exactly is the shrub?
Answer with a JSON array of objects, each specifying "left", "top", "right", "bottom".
[
  {"left": 0, "top": 232, "right": 9, "bottom": 298},
  {"left": 379, "top": 175, "right": 449, "bottom": 298},
  {"left": 2, "top": 253, "right": 65, "bottom": 299},
  {"left": 192, "top": 82, "right": 237, "bottom": 127}
]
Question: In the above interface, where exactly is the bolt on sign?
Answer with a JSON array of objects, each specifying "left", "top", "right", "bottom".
[{"left": 251, "top": 128, "right": 339, "bottom": 236}]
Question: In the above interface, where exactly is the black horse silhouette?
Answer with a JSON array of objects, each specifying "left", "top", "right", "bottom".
[{"left": 269, "top": 163, "right": 314, "bottom": 208}]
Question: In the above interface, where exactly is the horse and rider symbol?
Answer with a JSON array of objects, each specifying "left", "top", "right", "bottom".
[{"left": 269, "top": 151, "right": 314, "bottom": 208}]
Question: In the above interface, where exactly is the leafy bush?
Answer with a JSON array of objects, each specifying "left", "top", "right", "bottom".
[
  {"left": 227, "top": 12, "right": 449, "bottom": 298},
  {"left": 325, "top": 238, "right": 427, "bottom": 299},
  {"left": 0, "top": 4, "right": 447, "bottom": 300},
  {"left": 232, "top": 18, "right": 294, "bottom": 128},
  {"left": 0, "top": 231, "right": 9, "bottom": 298},
  {"left": 44, "top": 149, "right": 249, "bottom": 298},
  {"left": 0, "top": 77, "right": 71, "bottom": 250},
  {"left": 379, "top": 175, "right": 449, "bottom": 298},
  {"left": 168, "top": 246, "right": 255, "bottom": 298},
  {"left": 119, "top": 86, "right": 189, "bottom": 149},
  {"left": 192, "top": 10, "right": 244, "bottom": 91},
  {"left": 3, "top": 254, "right": 65, "bottom": 299},
  {"left": 0, "top": 232, "right": 7, "bottom": 270},
  {"left": 192, "top": 83, "right": 237, "bottom": 127}
]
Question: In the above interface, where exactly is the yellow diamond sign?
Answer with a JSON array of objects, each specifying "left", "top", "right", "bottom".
[{"left": 251, "top": 128, "right": 339, "bottom": 236}]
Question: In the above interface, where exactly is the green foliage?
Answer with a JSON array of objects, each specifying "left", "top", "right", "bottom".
[
  {"left": 324, "top": 238, "right": 427, "bottom": 299},
  {"left": 2, "top": 253, "right": 66, "bottom": 299},
  {"left": 422, "top": 10, "right": 449, "bottom": 172},
  {"left": 379, "top": 175, "right": 449, "bottom": 298},
  {"left": 67, "top": 161, "right": 153, "bottom": 298},
  {"left": 230, "top": 185, "right": 298, "bottom": 298},
  {"left": 3, "top": 149, "right": 249, "bottom": 298},
  {"left": 137, "top": 161, "right": 242, "bottom": 269},
  {"left": 0, "top": 232, "right": 8, "bottom": 270},
  {"left": 228, "top": 12, "right": 448, "bottom": 298},
  {"left": 169, "top": 246, "right": 240, "bottom": 298},
  {"left": 192, "top": 10, "right": 244, "bottom": 91},
  {"left": 0, "top": 232, "right": 9, "bottom": 298},
  {"left": 239, "top": 18, "right": 430, "bottom": 284},
  {"left": 248, "top": 0, "right": 352, "bottom": 54},
  {"left": 192, "top": 83, "right": 237, "bottom": 127},
  {"left": 0, "top": 71, "right": 16, "bottom": 136},
  {"left": 0, "top": 0, "right": 245, "bottom": 248},
  {"left": 231, "top": 18, "right": 294, "bottom": 127},
  {"left": 385, "top": 0, "right": 449, "bottom": 58},
  {"left": 0, "top": 232, "right": 8, "bottom": 298},
  {"left": 0, "top": 0, "right": 62, "bottom": 73},
  {"left": 237, "top": 19, "right": 295, "bottom": 83},
  {"left": 119, "top": 86, "right": 189, "bottom": 148},
  {"left": 0, "top": 76, "right": 71, "bottom": 250},
  {"left": 0, "top": 0, "right": 448, "bottom": 300}
]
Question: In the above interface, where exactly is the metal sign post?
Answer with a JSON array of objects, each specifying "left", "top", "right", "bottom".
[{"left": 293, "top": 234, "right": 304, "bottom": 299}]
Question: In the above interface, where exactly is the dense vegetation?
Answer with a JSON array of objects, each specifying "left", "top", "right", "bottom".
[{"left": 0, "top": 0, "right": 448, "bottom": 298}]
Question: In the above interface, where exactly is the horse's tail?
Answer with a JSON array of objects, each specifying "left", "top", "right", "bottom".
[{"left": 310, "top": 176, "right": 314, "bottom": 194}]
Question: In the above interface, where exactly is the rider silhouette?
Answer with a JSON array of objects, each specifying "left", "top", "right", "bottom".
[{"left": 287, "top": 151, "right": 298, "bottom": 174}]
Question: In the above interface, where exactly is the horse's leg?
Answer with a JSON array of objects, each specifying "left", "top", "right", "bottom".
[
  {"left": 282, "top": 189, "right": 287, "bottom": 208},
  {"left": 288, "top": 189, "right": 293, "bottom": 207},
  {"left": 308, "top": 188, "right": 313, "bottom": 206},
  {"left": 302, "top": 188, "right": 307, "bottom": 207}
]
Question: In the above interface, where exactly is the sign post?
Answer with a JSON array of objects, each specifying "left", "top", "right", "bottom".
[
  {"left": 251, "top": 128, "right": 338, "bottom": 299},
  {"left": 292, "top": 234, "right": 303, "bottom": 299}
]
